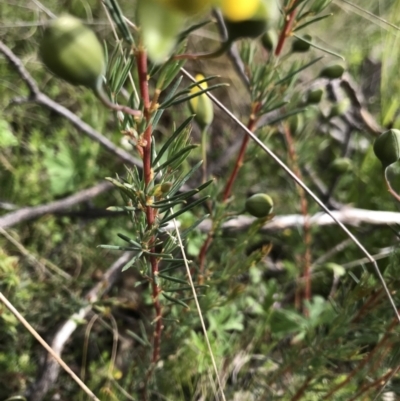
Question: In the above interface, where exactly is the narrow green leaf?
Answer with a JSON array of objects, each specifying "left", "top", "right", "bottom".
[
  {"left": 160, "top": 196, "right": 209, "bottom": 224},
  {"left": 161, "top": 292, "right": 189, "bottom": 308},
  {"left": 168, "top": 161, "right": 204, "bottom": 197},
  {"left": 267, "top": 108, "right": 308, "bottom": 126},
  {"left": 126, "top": 329, "right": 150, "bottom": 347},
  {"left": 152, "top": 116, "right": 194, "bottom": 167},
  {"left": 275, "top": 57, "right": 323, "bottom": 86},
  {"left": 163, "top": 285, "right": 208, "bottom": 292},
  {"left": 294, "top": 14, "right": 333, "bottom": 32},
  {"left": 158, "top": 274, "right": 188, "bottom": 284},
  {"left": 117, "top": 233, "right": 142, "bottom": 249},
  {"left": 154, "top": 144, "right": 198, "bottom": 173},
  {"left": 121, "top": 253, "right": 142, "bottom": 272}
]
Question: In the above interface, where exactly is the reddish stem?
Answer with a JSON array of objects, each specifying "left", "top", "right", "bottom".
[
  {"left": 275, "top": 0, "right": 299, "bottom": 56},
  {"left": 135, "top": 48, "right": 162, "bottom": 394},
  {"left": 222, "top": 104, "right": 260, "bottom": 202}
]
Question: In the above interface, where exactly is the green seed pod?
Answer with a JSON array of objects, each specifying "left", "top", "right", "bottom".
[
  {"left": 329, "top": 98, "right": 350, "bottom": 118},
  {"left": 39, "top": 15, "right": 105, "bottom": 91},
  {"left": 288, "top": 112, "right": 304, "bottom": 135},
  {"left": 189, "top": 74, "right": 214, "bottom": 129},
  {"left": 261, "top": 29, "right": 278, "bottom": 52},
  {"left": 319, "top": 64, "right": 345, "bottom": 79},
  {"left": 225, "top": 0, "right": 278, "bottom": 42},
  {"left": 306, "top": 87, "right": 324, "bottom": 104},
  {"left": 373, "top": 129, "right": 400, "bottom": 168},
  {"left": 245, "top": 193, "right": 274, "bottom": 218},
  {"left": 137, "top": 0, "right": 186, "bottom": 63},
  {"left": 330, "top": 157, "right": 352, "bottom": 173},
  {"left": 291, "top": 35, "right": 312, "bottom": 53}
]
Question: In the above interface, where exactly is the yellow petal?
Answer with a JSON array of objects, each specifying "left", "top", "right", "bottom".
[{"left": 221, "top": 0, "right": 261, "bottom": 22}]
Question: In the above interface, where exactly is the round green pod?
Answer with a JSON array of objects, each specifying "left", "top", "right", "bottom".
[
  {"left": 319, "top": 64, "right": 345, "bottom": 79},
  {"left": 330, "top": 157, "right": 352, "bottom": 173},
  {"left": 39, "top": 15, "right": 105, "bottom": 91},
  {"left": 306, "top": 87, "right": 324, "bottom": 104},
  {"left": 189, "top": 74, "right": 214, "bottom": 129},
  {"left": 292, "top": 35, "right": 312, "bottom": 53},
  {"left": 328, "top": 98, "right": 350, "bottom": 118},
  {"left": 261, "top": 29, "right": 278, "bottom": 52},
  {"left": 373, "top": 129, "right": 400, "bottom": 168},
  {"left": 245, "top": 193, "right": 274, "bottom": 218}
]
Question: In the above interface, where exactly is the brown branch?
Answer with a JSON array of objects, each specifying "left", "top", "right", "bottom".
[
  {"left": 0, "top": 40, "right": 142, "bottom": 168},
  {"left": 25, "top": 252, "right": 132, "bottom": 401},
  {"left": 0, "top": 181, "right": 113, "bottom": 229},
  {"left": 196, "top": 207, "right": 400, "bottom": 233}
]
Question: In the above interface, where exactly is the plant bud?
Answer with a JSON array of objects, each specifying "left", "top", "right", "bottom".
[
  {"left": 306, "top": 88, "right": 324, "bottom": 104},
  {"left": 245, "top": 193, "right": 274, "bottom": 218},
  {"left": 225, "top": 0, "right": 279, "bottom": 42},
  {"left": 319, "top": 64, "right": 345, "bottom": 79},
  {"left": 328, "top": 98, "right": 350, "bottom": 118},
  {"left": 288, "top": 113, "right": 304, "bottom": 135},
  {"left": 291, "top": 35, "right": 312, "bottom": 53},
  {"left": 189, "top": 74, "right": 214, "bottom": 129},
  {"left": 137, "top": 0, "right": 185, "bottom": 63},
  {"left": 39, "top": 15, "right": 105, "bottom": 91},
  {"left": 261, "top": 29, "right": 278, "bottom": 52},
  {"left": 330, "top": 157, "right": 352, "bottom": 173},
  {"left": 373, "top": 129, "right": 400, "bottom": 168}
]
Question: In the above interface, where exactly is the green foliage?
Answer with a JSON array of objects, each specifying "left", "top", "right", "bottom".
[{"left": 2, "top": 1, "right": 400, "bottom": 400}]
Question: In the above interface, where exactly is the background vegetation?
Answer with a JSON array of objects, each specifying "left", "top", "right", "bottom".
[{"left": 1, "top": 0, "right": 400, "bottom": 400}]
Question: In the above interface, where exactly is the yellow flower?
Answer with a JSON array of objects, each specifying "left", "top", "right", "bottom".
[{"left": 220, "top": 0, "right": 261, "bottom": 21}]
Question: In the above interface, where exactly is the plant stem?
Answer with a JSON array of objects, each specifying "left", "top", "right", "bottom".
[
  {"left": 275, "top": 0, "right": 299, "bottom": 56},
  {"left": 135, "top": 47, "right": 162, "bottom": 395},
  {"left": 222, "top": 103, "right": 260, "bottom": 201}
]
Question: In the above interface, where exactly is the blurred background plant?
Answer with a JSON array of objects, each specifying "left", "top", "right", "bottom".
[{"left": 1, "top": 0, "right": 400, "bottom": 400}]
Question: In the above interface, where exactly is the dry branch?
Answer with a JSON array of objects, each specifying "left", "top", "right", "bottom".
[
  {"left": 198, "top": 207, "right": 400, "bottom": 232},
  {"left": 0, "top": 181, "right": 113, "bottom": 228}
]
